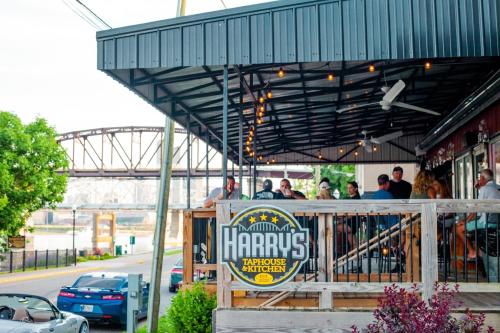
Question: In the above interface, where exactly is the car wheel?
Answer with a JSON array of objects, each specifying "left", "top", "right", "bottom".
[{"left": 79, "top": 322, "right": 89, "bottom": 333}]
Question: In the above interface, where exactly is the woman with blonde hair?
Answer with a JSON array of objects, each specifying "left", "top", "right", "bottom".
[{"left": 410, "top": 170, "right": 436, "bottom": 199}]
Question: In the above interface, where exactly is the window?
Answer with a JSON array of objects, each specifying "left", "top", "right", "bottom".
[
  {"left": 455, "top": 153, "right": 474, "bottom": 199},
  {"left": 492, "top": 137, "right": 500, "bottom": 183}
]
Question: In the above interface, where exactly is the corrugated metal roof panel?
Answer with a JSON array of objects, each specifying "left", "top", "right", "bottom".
[{"left": 97, "top": 0, "right": 500, "bottom": 70}]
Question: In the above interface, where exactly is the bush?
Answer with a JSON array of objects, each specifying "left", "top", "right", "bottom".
[
  {"left": 165, "top": 282, "right": 216, "bottom": 333},
  {"left": 352, "top": 283, "right": 494, "bottom": 333}
]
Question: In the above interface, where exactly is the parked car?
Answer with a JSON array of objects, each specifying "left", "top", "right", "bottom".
[
  {"left": 169, "top": 257, "right": 183, "bottom": 292},
  {"left": 0, "top": 293, "right": 88, "bottom": 333},
  {"left": 57, "top": 272, "right": 149, "bottom": 327},
  {"left": 168, "top": 258, "right": 213, "bottom": 293}
]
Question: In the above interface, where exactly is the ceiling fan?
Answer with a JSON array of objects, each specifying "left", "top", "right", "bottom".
[
  {"left": 359, "top": 130, "right": 404, "bottom": 152},
  {"left": 336, "top": 80, "right": 440, "bottom": 116}
]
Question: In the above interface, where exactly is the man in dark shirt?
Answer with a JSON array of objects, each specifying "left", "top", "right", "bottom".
[
  {"left": 276, "top": 178, "right": 306, "bottom": 199},
  {"left": 389, "top": 166, "right": 412, "bottom": 199},
  {"left": 253, "top": 179, "right": 283, "bottom": 200}
]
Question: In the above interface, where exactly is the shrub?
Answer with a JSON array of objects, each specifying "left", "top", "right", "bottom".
[
  {"left": 352, "top": 283, "right": 494, "bottom": 333},
  {"left": 164, "top": 282, "right": 216, "bottom": 333}
]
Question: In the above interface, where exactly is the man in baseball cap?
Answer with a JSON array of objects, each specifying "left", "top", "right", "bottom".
[{"left": 253, "top": 179, "right": 283, "bottom": 200}]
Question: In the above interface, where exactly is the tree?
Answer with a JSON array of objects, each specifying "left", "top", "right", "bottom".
[
  {"left": 311, "top": 164, "right": 355, "bottom": 198},
  {"left": 0, "top": 111, "right": 68, "bottom": 238}
]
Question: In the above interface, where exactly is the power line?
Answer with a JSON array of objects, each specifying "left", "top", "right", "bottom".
[{"left": 61, "top": 0, "right": 111, "bottom": 30}]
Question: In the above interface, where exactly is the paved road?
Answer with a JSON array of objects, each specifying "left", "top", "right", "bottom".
[{"left": 0, "top": 252, "right": 181, "bottom": 332}]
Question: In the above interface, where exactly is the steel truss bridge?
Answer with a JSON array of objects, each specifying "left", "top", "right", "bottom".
[{"left": 57, "top": 126, "right": 311, "bottom": 179}]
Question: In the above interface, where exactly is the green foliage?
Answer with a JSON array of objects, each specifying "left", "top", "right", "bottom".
[
  {"left": 311, "top": 164, "right": 355, "bottom": 198},
  {"left": 164, "top": 282, "right": 216, "bottom": 333},
  {"left": 0, "top": 112, "right": 68, "bottom": 239}
]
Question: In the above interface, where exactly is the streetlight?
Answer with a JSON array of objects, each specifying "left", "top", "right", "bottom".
[{"left": 72, "top": 205, "right": 77, "bottom": 266}]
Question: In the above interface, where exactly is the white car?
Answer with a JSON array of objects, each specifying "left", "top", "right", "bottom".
[{"left": 0, "top": 294, "right": 88, "bottom": 333}]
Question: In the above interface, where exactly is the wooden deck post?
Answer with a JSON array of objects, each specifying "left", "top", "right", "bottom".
[
  {"left": 217, "top": 202, "right": 232, "bottom": 308},
  {"left": 183, "top": 210, "right": 193, "bottom": 284},
  {"left": 318, "top": 214, "right": 327, "bottom": 282},
  {"left": 421, "top": 203, "right": 438, "bottom": 303}
]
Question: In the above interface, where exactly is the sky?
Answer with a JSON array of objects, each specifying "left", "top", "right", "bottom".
[{"left": 0, "top": 0, "right": 272, "bottom": 134}]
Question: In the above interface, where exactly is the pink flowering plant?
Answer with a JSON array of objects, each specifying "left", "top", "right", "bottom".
[{"left": 352, "top": 283, "right": 494, "bottom": 333}]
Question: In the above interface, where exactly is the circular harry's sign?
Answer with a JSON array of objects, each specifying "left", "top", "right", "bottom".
[{"left": 221, "top": 205, "right": 309, "bottom": 289}]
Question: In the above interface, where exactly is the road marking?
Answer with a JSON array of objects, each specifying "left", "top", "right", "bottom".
[{"left": 0, "top": 266, "right": 105, "bottom": 285}]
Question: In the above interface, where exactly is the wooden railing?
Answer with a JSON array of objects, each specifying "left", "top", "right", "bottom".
[{"left": 211, "top": 200, "right": 500, "bottom": 309}]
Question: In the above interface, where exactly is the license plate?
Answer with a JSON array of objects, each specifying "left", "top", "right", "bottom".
[{"left": 81, "top": 305, "right": 94, "bottom": 312}]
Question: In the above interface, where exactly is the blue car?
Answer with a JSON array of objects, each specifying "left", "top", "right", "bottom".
[{"left": 57, "top": 272, "right": 149, "bottom": 327}]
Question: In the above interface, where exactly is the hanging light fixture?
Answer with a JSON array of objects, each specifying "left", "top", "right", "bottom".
[{"left": 277, "top": 67, "right": 285, "bottom": 78}]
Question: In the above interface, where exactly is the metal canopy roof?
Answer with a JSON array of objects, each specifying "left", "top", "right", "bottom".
[{"left": 96, "top": 0, "right": 500, "bottom": 164}]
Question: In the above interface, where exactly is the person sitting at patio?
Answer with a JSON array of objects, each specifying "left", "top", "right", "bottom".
[
  {"left": 253, "top": 179, "right": 283, "bottom": 200},
  {"left": 347, "top": 181, "right": 361, "bottom": 199},
  {"left": 276, "top": 178, "right": 307, "bottom": 199},
  {"left": 372, "top": 174, "right": 394, "bottom": 199},
  {"left": 410, "top": 170, "right": 436, "bottom": 199},
  {"left": 372, "top": 174, "right": 398, "bottom": 231},
  {"left": 203, "top": 175, "right": 241, "bottom": 207},
  {"left": 317, "top": 178, "right": 334, "bottom": 199},
  {"left": 456, "top": 169, "right": 500, "bottom": 266},
  {"left": 389, "top": 166, "right": 412, "bottom": 199}
]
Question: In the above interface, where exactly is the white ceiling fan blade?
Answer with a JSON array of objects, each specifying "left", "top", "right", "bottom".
[
  {"left": 382, "top": 80, "right": 405, "bottom": 104},
  {"left": 336, "top": 102, "right": 379, "bottom": 113},
  {"left": 392, "top": 101, "right": 440, "bottom": 116},
  {"left": 370, "top": 130, "right": 404, "bottom": 144}
]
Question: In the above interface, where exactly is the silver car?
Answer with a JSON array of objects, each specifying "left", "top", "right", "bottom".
[{"left": 0, "top": 294, "right": 88, "bottom": 333}]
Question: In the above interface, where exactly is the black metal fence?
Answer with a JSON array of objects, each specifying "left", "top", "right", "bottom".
[{"left": 0, "top": 249, "right": 77, "bottom": 273}]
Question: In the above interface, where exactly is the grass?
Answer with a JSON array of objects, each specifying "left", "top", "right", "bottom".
[
  {"left": 165, "top": 249, "right": 182, "bottom": 256},
  {"left": 136, "top": 314, "right": 169, "bottom": 333},
  {"left": 77, "top": 253, "right": 117, "bottom": 262}
]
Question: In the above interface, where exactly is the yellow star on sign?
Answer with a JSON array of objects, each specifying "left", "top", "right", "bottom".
[
  {"left": 249, "top": 216, "right": 257, "bottom": 224},
  {"left": 260, "top": 214, "right": 268, "bottom": 221},
  {"left": 271, "top": 216, "right": 278, "bottom": 224}
]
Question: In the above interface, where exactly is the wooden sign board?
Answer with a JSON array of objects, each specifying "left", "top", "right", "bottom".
[{"left": 8, "top": 236, "right": 25, "bottom": 249}]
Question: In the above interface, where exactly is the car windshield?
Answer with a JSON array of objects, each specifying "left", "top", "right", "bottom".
[
  {"left": 0, "top": 295, "right": 53, "bottom": 311},
  {"left": 73, "top": 276, "right": 125, "bottom": 289}
]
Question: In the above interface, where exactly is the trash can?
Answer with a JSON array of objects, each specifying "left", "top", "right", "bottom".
[{"left": 115, "top": 245, "right": 122, "bottom": 256}]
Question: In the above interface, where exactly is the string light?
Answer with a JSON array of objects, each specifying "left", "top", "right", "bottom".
[
  {"left": 358, "top": 141, "right": 363, "bottom": 146},
  {"left": 246, "top": 146, "right": 251, "bottom": 152},
  {"left": 277, "top": 67, "right": 285, "bottom": 78},
  {"left": 258, "top": 111, "right": 264, "bottom": 118},
  {"left": 248, "top": 136, "right": 253, "bottom": 142},
  {"left": 327, "top": 73, "right": 334, "bottom": 81},
  {"left": 271, "top": 158, "right": 276, "bottom": 163},
  {"left": 424, "top": 61, "right": 432, "bottom": 70},
  {"left": 266, "top": 91, "right": 272, "bottom": 99},
  {"left": 249, "top": 130, "right": 254, "bottom": 136},
  {"left": 373, "top": 146, "right": 377, "bottom": 152},
  {"left": 266, "top": 160, "right": 270, "bottom": 165},
  {"left": 259, "top": 96, "right": 265, "bottom": 104},
  {"left": 354, "top": 151, "right": 359, "bottom": 156},
  {"left": 258, "top": 156, "right": 263, "bottom": 161},
  {"left": 368, "top": 64, "right": 375, "bottom": 72},
  {"left": 257, "top": 118, "right": 263, "bottom": 125},
  {"left": 259, "top": 105, "right": 265, "bottom": 112},
  {"left": 250, "top": 151, "right": 254, "bottom": 157},
  {"left": 339, "top": 148, "right": 344, "bottom": 153}
]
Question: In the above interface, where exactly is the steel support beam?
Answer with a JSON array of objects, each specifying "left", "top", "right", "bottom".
[{"left": 222, "top": 65, "right": 228, "bottom": 199}]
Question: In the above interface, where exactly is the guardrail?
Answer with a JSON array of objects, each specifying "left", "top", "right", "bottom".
[{"left": 0, "top": 249, "right": 77, "bottom": 273}]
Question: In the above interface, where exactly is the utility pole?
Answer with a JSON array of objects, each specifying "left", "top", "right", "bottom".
[{"left": 146, "top": 2, "right": 186, "bottom": 332}]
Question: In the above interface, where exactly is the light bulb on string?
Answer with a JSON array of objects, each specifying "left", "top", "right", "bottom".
[
  {"left": 424, "top": 61, "right": 432, "bottom": 70},
  {"left": 249, "top": 130, "right": 254, "bottom": 136},
  {"left": 354, "top": 151, "right": 359, "bottom": 156},
  {"left": 266, "top": 91, "right": 272, "bottom": 99},
  {"left": 266, "top": 160, "right": 270, "bottom": 165},
  {"left": 259, "top": 105, "right": 265, "bottom": 112},
  {"left": 368, "top": 64, "right": 375, "bottom": 72},
  {"left": 373, "top": 146, "right": 377, "bottom": 152},
  {"left": 339, "top": 148, "right": 344, "bottom": 154},
  {"left": 258, "top": 111, "right": 264, "bottom": 117},
  {"left": 258, "top": 156, "right": 263, "bottom": 161},
  {"left": 257, "top": 118, "right": 263, "bottom": 125},
  {"left": 271, "top": 158, "right": 276, "bottom": 163},
  {"left": 259, "top": 96, "right": 265, "bottom": 104},
  {"left": 327, "top": 73, "right": 334, "bottom": 81},
  {"left": 277, "top": 67, "right": 285, "bottom": 78}
]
